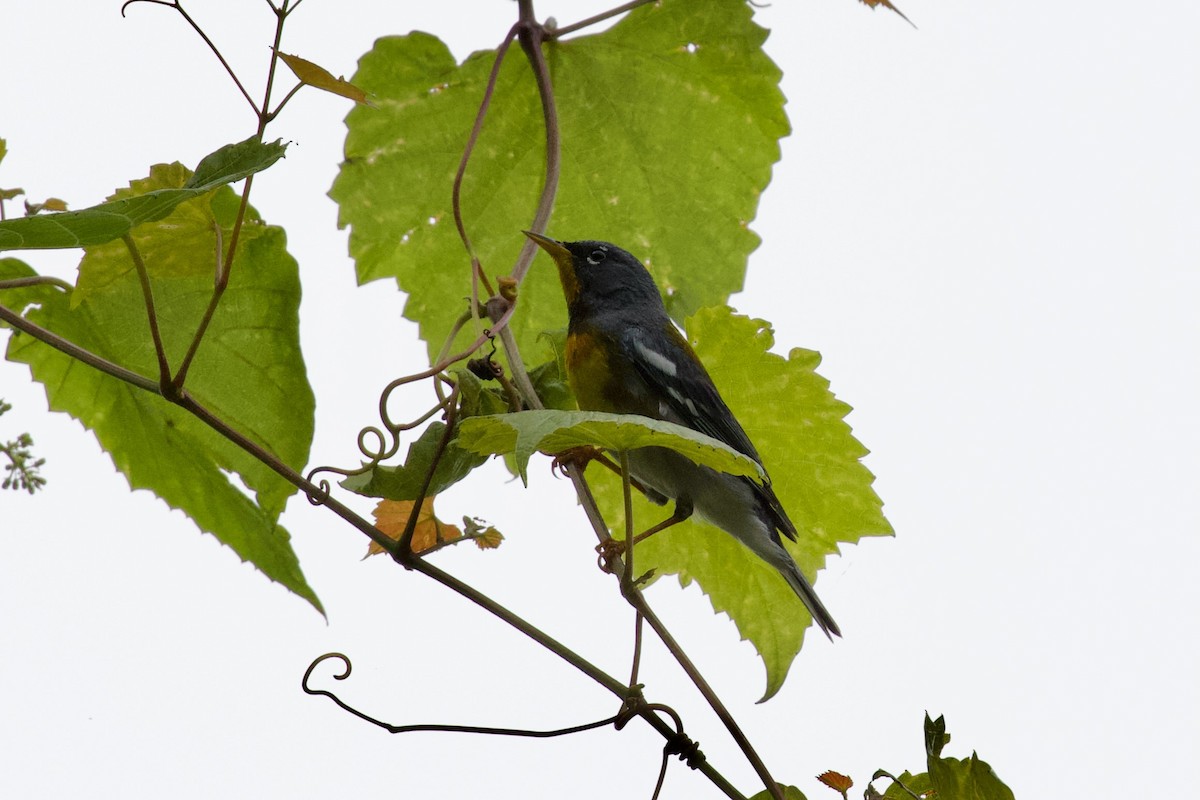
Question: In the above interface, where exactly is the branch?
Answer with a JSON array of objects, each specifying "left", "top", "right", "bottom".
[
  {"left": 0, "top": 302, "right": 160, "bottom": 393},
  {"left": 120, "top": 0, "right": 261, "bottom": 114},
  {"left": 512, "top": 7, "right": 561, "bottom": 284},
  {"left": 122, "top": 234, "right": 172, "bottom": 388},
  {"left": 547, "top": 0, "right": 657, "bottom": 39},
  {"left": 567, "top": 463, "right": 785, "bottom": 800}
]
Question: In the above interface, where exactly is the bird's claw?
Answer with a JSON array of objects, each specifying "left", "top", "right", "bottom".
[
  {"left": 551, "top": 445, "right": 603, "bottom": 477},
  {"left": 595, "top": 537, "right": 628, "bottom": 574}
]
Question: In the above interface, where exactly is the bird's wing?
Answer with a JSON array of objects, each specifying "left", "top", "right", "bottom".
[
  {"left": 619, "top": 324, "right": 800, "bottom": 541},
  {"left": 619, "top": 324, "right": 762, "bottom": 465}
]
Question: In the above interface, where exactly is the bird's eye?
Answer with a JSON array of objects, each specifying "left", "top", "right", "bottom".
[{"left": 586, "top": 249, "right": 607, "bottom": 265}]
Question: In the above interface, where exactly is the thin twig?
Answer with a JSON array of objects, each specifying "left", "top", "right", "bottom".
[
  {"left": 172, "top": 173, "right": 254, "bottom": 388},
  {"left": 620, "top": 451, "right": 648, "bottom": 694},
  {"left": 452, "top": 24, "right": 518, "bottom": 301},
  {"left": 629, "top": 611, "right": 645, "bottom": 694},
  {"left": 0, "top": 276, "right": 74, "bottom": 292},
  {"left": 2, "top": 293, "right": 745, "bottom": 799},
  {"left": 303, "top": 653, "right": 621, "bottom": 737},
  {"left": 633, "top": 591, "right": 784, "bottom": 800},
  {"left": 393, "top": 384, "right": 460, "bottom": 557},
  {"left": 173, "top": 0, "right": 290, "bottom": 389},
  {"left": 266, "top": 80, "right": 305, "bottom": 122},
  {"left": 495, "top": 324, "right": 541, "bottom": 409},
  {"left": 512, "top": 8, "right": 561, "bottom": 283},
  {"left": 410, "top": 558, "right": 745, "bottom": 800},
  {"left": 122, "top": 234, "right": 172, "bottom": 388},
  {"left": 564, "top": 460, "right": 782, "bottom": 800},
  {"left": 0, "top": 302, "right": 159, "bottom": 393},
  {"left": 548, "top": 0, "right": 657, "bottom": 39},
  {"left": 258, "top": 0, "right": 291, "bottom": 137},
  {"left": 121, "top": 0, "right": 260, "bottom": 114},
  {"left": 619, "top": 450, "right": 635, "bottom": 591}
]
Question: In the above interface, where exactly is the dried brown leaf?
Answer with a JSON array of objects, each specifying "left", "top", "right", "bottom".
[
  {"left": 817, "top": 770, "right": 854, "bottom": 797},
  {"left": 367, "top": 497, "right": 463, "bottom": 557}
]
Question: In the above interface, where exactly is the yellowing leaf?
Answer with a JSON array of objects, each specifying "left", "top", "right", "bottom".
[
  {"left": 369, "top": 498, "right": 464, "bottom": 556},
  {"left": 277, "top": 51, "right": 370, "bottom": 105},
  {"left": 857, "top": 0, "right": 915, "bottom": 27},
  {"left": 463, "top": 517, "right": 504, "bottom": 549},
  {"left": 23, "top": 197, "right": 68, "bottom": 215},
  {"left": 817, "top": 770, "right": 854, "bottom": 797}
]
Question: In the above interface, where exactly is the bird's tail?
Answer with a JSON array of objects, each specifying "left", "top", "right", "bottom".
[{"left": 779, "top": 561, "right": 841, "bottom": 640}]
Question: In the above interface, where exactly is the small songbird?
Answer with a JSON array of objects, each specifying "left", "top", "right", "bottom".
[{"left": 524, "top": 231, "right": 840, "bottom": 638}]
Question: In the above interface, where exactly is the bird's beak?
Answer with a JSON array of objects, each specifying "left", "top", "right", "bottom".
[
  {"left": 523, "top": 230, "right": 580, "bottom": 305},
  {"left": 522, "top": 230, "right": 571, "bottom": 262}
]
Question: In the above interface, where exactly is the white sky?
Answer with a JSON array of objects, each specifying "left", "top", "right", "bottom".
[{"left": 2, "top": 1, "right": 1198, "bottom": 798}]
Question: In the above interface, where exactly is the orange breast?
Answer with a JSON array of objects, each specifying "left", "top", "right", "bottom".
[
  {"left": 566, "top": 327, "right": 659, "bottom": 418},
  {"left": 566, "top": 329, "right": 617, "bottom": 412}
]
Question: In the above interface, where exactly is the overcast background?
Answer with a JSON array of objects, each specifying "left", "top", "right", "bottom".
[{"left": 2, "top": 1, "right": 1198, "bottom": 798}]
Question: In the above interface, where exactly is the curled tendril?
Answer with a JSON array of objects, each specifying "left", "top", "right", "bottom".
[
  {"left": 303, "top": 373, "right": 457, "bottom": 499},
  {"left": 355, "top": 425, "right": 391, "bottom": 463},
  {"left": 120, "top": 0, "right": 177, "bottom": 18},
  {"left": 303, "top": 476, "right": 331, "bottom": 506},
  {"left": 302, "top": 652, "right": 623, "bottom": 739},
  {"left": 613, "top": 688, "right": 704, "bottom": 800},
  {"left": 303, "top": 652, "right": 352, "bottom": 688}
]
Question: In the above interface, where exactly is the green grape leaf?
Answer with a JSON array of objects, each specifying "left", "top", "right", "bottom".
[
  {"left": 879, "top": 772, "right": 933, "bottom": 799},
  {"left": 527, "top": 357, "right": 573, "bottom": 411},
  {"left": 456, "top": 366, "right": 511, "bottom": 418},
  {"left": 341, "top": 421, "right": 487, "bottom": 501},
  {"left": 0, "top": 167, "right": 319, "bottom": 611},
  {"left": 331, "top": 0, "right": 786, "bottom": 364},
  {"left": 748, "top": 787, "right": 808, "bottom": 800},
  {"left": 924, "top": 714, "right": 1015, "bottom": 800},
  {"left": 583, "top": 307, "right": 891, "bottom": 700},
  {"left": 340, "top": 368, "right": 505, "bottom": 501},
  {"left": 0, "top": 136, "right": 286, "bottom": 251},
  {"left": 455, "top": 409, "right": 765, "bottom": 486}
]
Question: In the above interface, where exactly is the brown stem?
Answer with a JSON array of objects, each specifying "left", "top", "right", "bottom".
[
  {"left": 0, "top": 276, "right": 74, "bottom": 292},
  {"left": 266, "top": 80, "right": 305, "bottom": 122},
  {"left": 548, "top": 0, "right": 657, "bottom": 39},
  {"left": 120, "top": 0, "right": 260, "bottom": 114},
  {"left": 512, "top": 8, "right": 560, "bottom": 284},
  {"left": 122, "top": 234, "right": 172, "bottom": 389},
  {"left": 180, "top": 382, "right": 743, "bottom": 798},
  {"left": 393, "top": 384, "right": 460, "bottom": 558},
  {"left": 566, "top": 463, "right": 783, "bottom": 800},
  {"left": 0, "top": 295, "right": 749, "bottom": 799},
  {"left": 452, "top": 25, "right": 519, "bottom": 301},
  {"left": 0, "top": 302, "right": 159, "bottom": 393},
  {"left": 410, "top": 557, "right": 746, "bottom": 800},
  {"left": 173, "top": 0, "right": 290, "bottom": 390}
]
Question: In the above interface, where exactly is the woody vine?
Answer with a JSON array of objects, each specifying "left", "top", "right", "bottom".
[{"left": 0, "top": 1, "right": 1014, "bottom": 799}]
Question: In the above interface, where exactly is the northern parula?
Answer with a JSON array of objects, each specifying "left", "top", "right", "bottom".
[{"left": 525, "top": 232, "right": 840, "bottom": 639}]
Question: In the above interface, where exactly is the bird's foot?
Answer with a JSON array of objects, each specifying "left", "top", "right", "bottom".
[
  {"left": 595, "top": 537, "right": 628, "bottom": 574},
  {"left": 550, "top": 445, "right": 603, "bottom": 477}
]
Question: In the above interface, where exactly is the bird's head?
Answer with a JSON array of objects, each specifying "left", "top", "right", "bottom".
[{"left": 523, "top": 231, "right": 663, "bottom": 316}]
